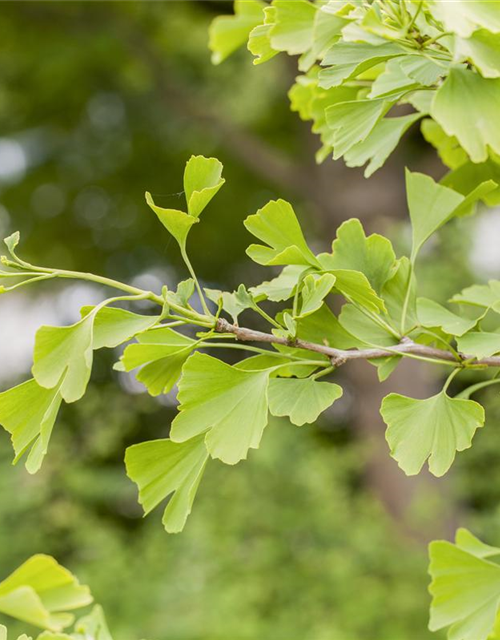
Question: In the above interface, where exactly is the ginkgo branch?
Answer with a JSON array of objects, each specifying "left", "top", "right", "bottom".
[{"left": 215, "top": 319, "right": 500, "bottom": 370}]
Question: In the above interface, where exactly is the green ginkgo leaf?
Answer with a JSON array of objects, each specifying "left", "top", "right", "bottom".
[
  {"left": 298, "top": 273, "right": 336, "bottom": 318},
  {"left": 145, "top": 193, "right": 198, "bottom": 250},
  {"left": 80, "top": 306, "right": 159, "bottom": 349},
  {"left": 183, "top": 155, "right": 225, "bottom": 218},
  {"left": 344, "top": 112, "right": 423, "bottom": 178},
  {"left": 205, "top": 284, "right": 254, "bottom": 323},
  {"left": 209, "top": 0, "right": 265, "bottom": 65},
  {"left": 170, "top": 352, "right": 270, "bottom": 465},
  {"left": 381, "top": 391, "right": 485, "bottom": 477},
  {"left": 421, "top": 119, "right": 469, "bottom": 170},
  {"left": 244, "top": 199, "right": 319, "bottom": 267},
  {"left": 451, "top": 280, "right": 500, "bottom": 309},
  {"left": 125, "top": 435, "right": 208, "bottom": 534},
  {"left": 268, "top": 377, "right": 342, "bottom": 426},
  {"left": 32, "top": 314, "right": 95, "bottom": 404},
  {"left": 0, "top": 555, "right": 92, "bottom": 631},
  {"left": 121, "top": 327, "right": 196, "bottom": 396},
  {"left": 429, "top": 1, "right": 500, "bottom": 38},
  {"left": 431, "top": 68, "right": 500, "bottom": 163},
  {"left": 270, "top": 0, "right": 317, "bottom": 55},
  {"left": 339, "top": 304, "right": 398, "bottom": 348},
  {"left": 250, "top": 265, "right": 309, "bottom": 302},
  {"left": 429, "top": 532, "right": 500, "bottom": 640},
  {"left": 417, "top": 298, "right": 484, "bottom": 337},
  {"left": 456, "top": 332, "right": 500, "bottom": 359},
  {"left": 326, "top": 98, "right": 389, "bottom": 160},
  {"left": 368, "top": 57, "right": 418, "bottom": 99},
  {"left": 327, "top": 218, "right": 396, "bottom": 293},
  {"left": 405, "top": 169, "right": 464, "bottom": 262},
  {"left": 457, "top": 30, "right": 500, "bottom": 79},
  {"left": 73, "top": 605, "right": 113, "bottom": 640},
  {"left": 319, "top": 41, "right": 406, "bottom": 89},
  {"left": 0, "top": 379, "right": 62, "bottom": 474},
  {"left": 248, "top": 6, "right": 278, "bottom": 65},
  {"left": 455, "top": 528, "right": 500, "bottom": 560},
  {"left": 316, "top": 256, "right": 386, "bottom": 314}
]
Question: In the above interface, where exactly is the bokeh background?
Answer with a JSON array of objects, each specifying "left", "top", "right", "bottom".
[{"left": 0, "top": 3, "right": 500, "bottom": 639}]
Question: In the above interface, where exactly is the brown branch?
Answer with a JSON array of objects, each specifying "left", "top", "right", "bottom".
[{"left": 216, "top": 318, "right": 500, "bottom": 368}]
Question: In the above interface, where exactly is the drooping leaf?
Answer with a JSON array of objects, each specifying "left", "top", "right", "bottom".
[
  {"left": 327, "top": 218, "right": 396, "bottom": 293},
  {"left": 344, "top": 112, "right": 423, "bottom": 177},
  {"left": 268, "top": 377, "right": 342, "bottom": 426},
  {"left": 183, "top": 155, "right": 225, "bottom": 218},
  {"left": 417, "top": 298, "right": 483, "bottom": 337},
  {"left": 248, "top": 6, "right": 278, "bottom": 65},
  {"left": 456, "top": 332, "right": 500, "bottom": 359},
  {"left": 270, "top": 0, "right": 317, "bottom": 55},
  {"left": 326, "top": 98, "right": 388, "bottom": 160},
  {"left": 0, "top": 379, "right": 62, "bottom": 474},
  {"left": 170, "top": 352, "right": 270, "bottom": 465},
  {"left": 0, "top": 556, "right": 92, "bottom": 631},
  {"left": 120, "top": 327, "right": 196, "bottom": 397},
  {"left": 429, "top": 532, "right": 500, "bottom": 640},
  {"left": 209, "top": 0, "right": 265, "bottom": 65},
  {"left": 125, "top": 435, "right": 208, "bottom": 534},
  {"left": 431, "top": 68, "right": 500, "bottom": 163},
  {"left": 244, "top": 199, "right": 319, "bottom": 267},
  {"left": 381, "top": 391, "right": 485, "bottom": 477},
  {"left": 32, "top": 313, "right": 95, "bottom": 404},
  {"left": 80, "top": 306, "right": 159, "bottom": 349}
]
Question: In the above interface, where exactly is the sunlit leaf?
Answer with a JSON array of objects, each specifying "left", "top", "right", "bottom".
[
  {"left": 431, "top": 68, "right": 500, "bottom": 163},
  {"left": 381, "top": 391, "right": 485, "bottom": 477},
  {"left": 121, "top": 327, "right": 196, "bottom": 397},
  {"left": 183, "top": 155, "right": 225, "bottom": 218},
  {"left": 0, "top": 555, "right": 92, "bottom": 631},
  {"left": 327, "top": 218, "right": 396, "bottom": 293},
  {"left": 170, "top": 352, "right": 270, "bottom": 465},
  {"left": 209, "top": 0, "right": 265, "bottom": 65},
  {"left": 429, "top": 531, "right": 500, "bottom": 640},
  {"left": 245, "top": 199, "right": 319, "bottom": 267},
  {"left": 80, "top": 306, "right": 159, "bottom": 349},
  {"left": 268, "top": 377, "right": 342, "bottom": 426},
  {"left": 269, "top": 0, "right": 317, "bottom": 55},
  {"left": 125, "top": 435, "right": 208, "bottom": 533},
  {"left": 0, "top": 379, "right": 62, "bottom": 474}
]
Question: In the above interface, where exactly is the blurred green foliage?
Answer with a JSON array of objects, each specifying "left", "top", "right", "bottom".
[{"left": 0, "top": 3, "right": 499, "bottom": 640}]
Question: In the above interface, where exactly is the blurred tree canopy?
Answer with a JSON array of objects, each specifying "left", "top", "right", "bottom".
[{"left": 1, "top": 3, "right": 500, "bottom": 640}]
